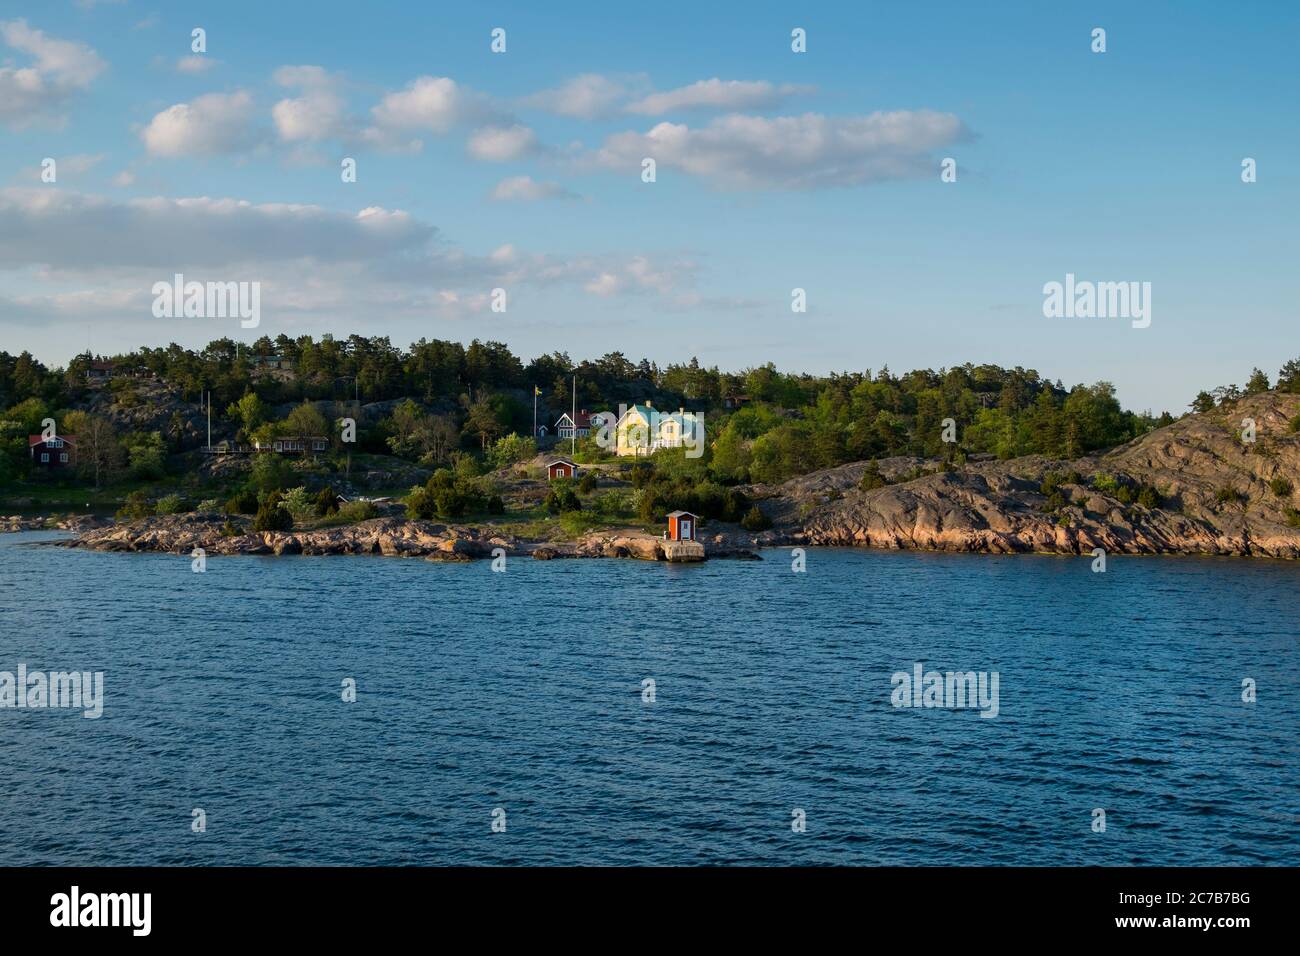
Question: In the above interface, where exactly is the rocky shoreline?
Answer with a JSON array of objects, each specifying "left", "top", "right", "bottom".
[
  {"left": 758, "top": 391, "right": 1300, "bottom": 560},
  {"left": 2, "top": 514, "right": 110, "bottom": 534},
  {"left": 51, "top": 514, "right": 753, "bottom": 563}
]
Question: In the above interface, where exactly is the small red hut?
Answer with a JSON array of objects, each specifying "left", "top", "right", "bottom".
[
  {"left": 666, "top": 510, "right": 697, "bottom": 542},
  {"left": 547, "top": 458, "right": 577, "bottom": 480}
]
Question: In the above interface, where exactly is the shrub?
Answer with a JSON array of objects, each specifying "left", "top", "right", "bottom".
[
  {"left": 154, "top": 493, "right": 186, "bottom": 515},
  {"left": 637, "top": 486, "right": 670, "bottom": 523},
  {"left": 545, "top": 484, "right": 582, "bottom": 514},
  {"left": 1039, "top": 491, "right": 1068, "bottom": 513},
  {"left": 1136, "top": 484, "right": 1161, "bottom": 509},
  {"left": 741, "top": 505, "right": 771, "bottom": 532},
  {"left": 1215, "top": 486, "right": 1245, "bottom": 505},
  {"left": 405, "top": 485, "right": 436, "bottom": 520},
  {"left": 578, "top": 470, "right": 598, "bottom": 494},
  {"left": 196, "top": 498, "right": 221, "bottom": 513},
  {"left": 116, "top": 490, "right": 152, "bottom": 520},
  {"left": 225, "top": 489, "right": 259, "bottom": 515},
  {"left": 452, "top": 453, "right": 482, "bottom": 481},
  {"left": 1269, "top": 477, "right": 1293, "bottom": 497},
  {"left": 336, "top": 500, "right": 379, "bottom": 523},
  {"left": 628, "top": 462, "right": 656, "bottom": 489},
  {"left": 314, "top": 485, "right": 340, "bottom": 516},
  {"left": 250, "top": 453, "right": 293, "bottom": 493},
  {"left": 253, "top": 491, "right": 293, "bottom": 532},
  {"left": 1041, "top": 470, "right": 1083, "bottom": 496},
  {"left": 435, "top": 489, "right": 470, "bottom": 518},
  {"left": 220, "top": 518, "right": 239, "bottom": 537},
  {"left": 1285, "top": 507, "right": 1300, "bottom": 528},
  {"left": 721, "top": 487, "right": 751, "bottom": 523},
  {"left": 859, "top": 461, "right": 887, "bottom": 491},
  {"left": 592, "top": 490, "right": 634, "bottom": 519},
  {"left": 278, "top": 486, "right": 316, "bottom": 524},
  {"left": 486, "top": 494, "right": 505, "bottom": 515},
  {"left": 486, "top": 433, "right": 536, "bottom": 470},
  {"left": 1091, "top": 473, "right": 1121, "bottom": 495}
]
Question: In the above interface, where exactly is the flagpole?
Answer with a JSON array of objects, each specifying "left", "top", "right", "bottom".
[
  {"left": 571, "top": 374, "right": 576, "bottom": 457},
  {"left": 533, "top": 387, "right": 537, "bottom": 440}
]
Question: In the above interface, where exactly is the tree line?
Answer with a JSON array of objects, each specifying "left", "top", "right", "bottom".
[{"left": 4, "top": 337, "right": 1299, "bottom": 489}]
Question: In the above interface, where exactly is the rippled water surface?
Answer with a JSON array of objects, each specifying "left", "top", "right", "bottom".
[{"left": 1, "top": 531, "right": 1296, "bottom": 866}]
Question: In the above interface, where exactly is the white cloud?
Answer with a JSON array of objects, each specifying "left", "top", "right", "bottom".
[
  {"left": 367, "top": 75, "right": 499, "bottom": 135},
  {"left": 626, "top": 78, "right": 813, "bottom": 115},
  {"left": 467, "top": 124, "right": 540, "bottom": 161},
  {"left": 0, "top": 188, "right": 702, "bottom": 327},
  {"left": 583, "top": 257, "right": 682, "bottom": 297},
  {"left": 0, "top": 188, "right": 434, "bottom": 270},
  {"left": 272, "top": 65, "right": 347, "bottom": 143},
  {"left": 584, "top": 272, "right": 621, "bottom": 296},
  {"left": 141, "top": 91, "right": 262, "bottom": 157},
  {"left": 590, "top": 111, "right": 969, "bottom": 189},
  {"left": 0, "top": 19, "right": 106, "bottom": 126},
  {"left": 519, "top": 73, "right": 643, "bottom": 119},
  {"left": 176, "top": 55, "right": 217, "bottom": 74},
  {"left": 491, "top": 176, "right": 580, "bottom": 202}
]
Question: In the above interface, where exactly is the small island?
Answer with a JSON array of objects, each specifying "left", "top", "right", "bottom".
[{"left": 5, "top": 339, "right": 1300, "bottom": 561}]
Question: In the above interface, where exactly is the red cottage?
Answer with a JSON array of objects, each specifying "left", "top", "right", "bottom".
[
  {"left": 29, "top": 435, "right": 77, "bottom": 469},
  {"left": 547, "top": 459, "right": 577, "bottom": 480},
  {"left": 666, "top": 510, "right": 698, "bottom": 541}
]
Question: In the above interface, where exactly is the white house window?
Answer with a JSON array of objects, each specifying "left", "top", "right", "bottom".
[
  {"left": 47, "top": 438, "right": 62, "bottom": 448},
  {"left": 40, "top": 453, "right": 49, "bottom": 462},
  {"left": 59, "top": 453, "right": 68, "bottom": 463}
]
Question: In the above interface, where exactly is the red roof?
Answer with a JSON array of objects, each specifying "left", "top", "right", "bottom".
[
  {"left": 29, "top": 435, "right": 76, "bottom": 447},
  {"left": 557, "top": 409, "right": 592, "bottom": 428}
]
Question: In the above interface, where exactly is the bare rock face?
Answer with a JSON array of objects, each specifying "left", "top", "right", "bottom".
[
  {"left": 64, "top": 515, "right": 532, "bottom": 560},
  {"left": 767, "top": 391, "right": 1300, "bottom": 558}
]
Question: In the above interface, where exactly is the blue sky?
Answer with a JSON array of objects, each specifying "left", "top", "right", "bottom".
[{"left": 1, "top": 0, "right": 1296, "bottom": 413}]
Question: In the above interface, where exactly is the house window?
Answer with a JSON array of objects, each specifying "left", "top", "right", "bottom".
[
  {"left": 59, "top": 453, "right": 68, "bottom": 463},
  {"left": 40, "top": 453, "right": 49, "bottom": 463}
]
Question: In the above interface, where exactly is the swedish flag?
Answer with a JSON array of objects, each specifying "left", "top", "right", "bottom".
[{"left": 534, "top": 386, "right": 542, "bottom": 396}]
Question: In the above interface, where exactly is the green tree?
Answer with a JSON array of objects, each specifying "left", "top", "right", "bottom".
[
  {"left": 284, "top": 402, "right": 329, "bottom": 456},
  {"left": 226, "top": 391, "right": 268, "bottom": 439}
]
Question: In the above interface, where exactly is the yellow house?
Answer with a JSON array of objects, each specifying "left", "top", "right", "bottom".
[{"left": 614, "top": 403, "right": 703, "bottom": 457}]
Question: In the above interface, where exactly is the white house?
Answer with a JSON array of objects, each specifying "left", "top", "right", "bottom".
[{"left": 556, "top": 409, "right": 593, "bottom": 439}]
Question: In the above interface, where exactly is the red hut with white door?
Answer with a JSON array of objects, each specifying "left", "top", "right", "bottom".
[
  {"left": 547, "top": 458, "right": 577, "bottom": 480},
  {"left": 666, "top": 510, "right": 698, "bottom": 542}
]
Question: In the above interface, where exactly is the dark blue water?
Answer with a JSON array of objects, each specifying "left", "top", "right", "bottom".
[{"left": 1, "top": 530, "right": 1296, "bottom": 866}]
